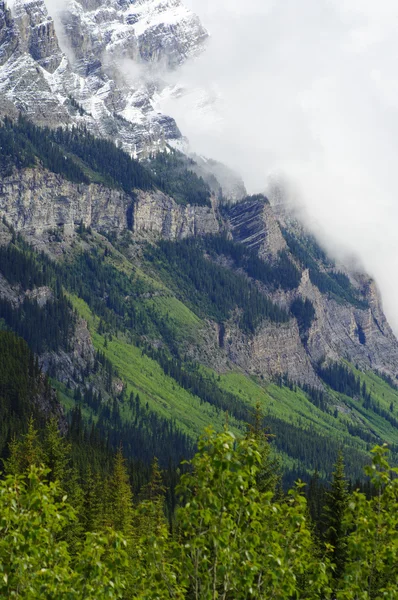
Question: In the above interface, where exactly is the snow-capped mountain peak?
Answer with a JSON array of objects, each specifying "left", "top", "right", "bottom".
[{"left": 0, "top": 0, "right": 207, "bottom": 154}]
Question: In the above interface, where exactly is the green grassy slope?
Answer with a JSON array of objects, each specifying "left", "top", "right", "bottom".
[{"left": 68, "top": 294, "right": 398, "bottom": 482}]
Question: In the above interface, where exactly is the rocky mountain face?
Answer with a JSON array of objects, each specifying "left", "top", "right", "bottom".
[
  {"left": 228, "top": 196, "right": 287, "bottom": 260},
  {"left": 62, "top": 0, "right": 206, "bottom": 69},
  {"left": 0, "top": 0, "right": 207, "bottom": 154},
  {"left": 1, "top": 160, "right": 398, "bottom": 389},
  {"left": 0, "top": 167, "right": 220, "bottom": 238},
  {"left": 225, "top": 195, "right": 398, "bottom": 384}
]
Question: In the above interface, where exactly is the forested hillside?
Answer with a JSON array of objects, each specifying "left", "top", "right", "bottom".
[
  {"left": 0, "top": 117, "right": 210, "bottom": 204},
  {"left": 1, "top": 118, "right": 398, "bottom": 489}
]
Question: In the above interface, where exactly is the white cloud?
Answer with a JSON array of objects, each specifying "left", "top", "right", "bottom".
[{"left": 158, "top": 0, "right": 398, "bottom": 332}]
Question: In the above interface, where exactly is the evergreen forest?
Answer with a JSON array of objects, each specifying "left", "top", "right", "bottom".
[{"left": 1, "top": 386, "right": 398, "bottom": 598}]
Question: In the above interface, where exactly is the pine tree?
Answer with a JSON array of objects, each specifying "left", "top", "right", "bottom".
[
  {"left": 139, "top": 457, "right": 165, "bottom": 502},
  {"left": 307, "top": 469, "right": 326, "bottom": 535},
  {"left": 322, "top": 449, "right": 349, "bottom": 584},
  {"left": 107, "top": 446, "right": 133, "bottom": 536},
  {"left": 64, "top": 467, "right": 86, "bottom": 553},
  {"left": 248, "top": 402, "right": 280, "bottom": 493},
  {"left": 135, "top": 457, "right": 166, "bottom": 541},
  {"left": 83, "top": 466, "right": 103, "bottom": 533},
  {"left": 43, "top": 418, "right": 71, "bottom": 484},
  {"left": 4, "top": 417, "right": 44, "bottom": 476}
]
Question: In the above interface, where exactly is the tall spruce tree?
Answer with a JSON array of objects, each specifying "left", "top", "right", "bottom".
[
  {"left": 248, "top": 402, "right": 280, "bottom": 493},
  {"left": 43, "top": 418, "right": 71, "bottom": 484},
  {"left": 83, "top": 466, "right": 104, "bottom": 533},
  {"left": 322, "top": 449, "right": 349, "bottom": 584},
  {"left": 4, "top": 417, "right": 44, "bottom": 476},
  {"left": 107, "top": 446, "right": 133, "bottom": 536},
  {"left": 307, "top": 469, "right": 326, "bottom": 535}
]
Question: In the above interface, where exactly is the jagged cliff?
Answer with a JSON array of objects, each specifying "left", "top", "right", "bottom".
[
  {"left": 228, "top": 196, "right": 287, "bottom": 259},
  {"left": 1, "top": 161, "right": 397, "bottom": 389},
  {"left": 225, "top": 194, "right": 398, "bottom": 384},
  {"left": 0, "top": 167, "right": 220, "bottom": 238},
  {"left": 0, "top": 0, "right": 206, "bottom": 154}
]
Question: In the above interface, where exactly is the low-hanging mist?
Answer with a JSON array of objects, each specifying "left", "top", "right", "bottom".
[{"left": 157, "top": 0, "right": 398, "bottom": 333}]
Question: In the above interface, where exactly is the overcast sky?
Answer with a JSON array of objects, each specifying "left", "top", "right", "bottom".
[{"left": 158, "top": 0, "right": 398, "bottom": 332}]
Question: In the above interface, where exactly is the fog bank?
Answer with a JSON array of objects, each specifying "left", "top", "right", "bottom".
[{"left": 159, "top": 0, "right": 398, "bottom": 332}]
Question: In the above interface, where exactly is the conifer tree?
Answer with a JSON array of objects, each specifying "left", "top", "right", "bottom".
[
  {"left": 139, "top": 457, "right": 165, "bottom": 502},
  {"left": 248, "top": 402, "right": 280, "bottom": 493},
  {"left": 4, "top": 417, "right": 44, "bottom": 476},
  {"left": 107, "top": 446, "right": 133, "bottom": 536},
  {"left": 322, "top": 449, "right": 349, "bottom": 584},
  {"left": 134, "top": 457, "right": 166, "bottom": 540},
  {"left": 43, "top": 418, "right": 85, "bottom": 551},
  {"left": 43, "top": 418, "right": 71, "bottom": 484},
  {"left": 307, "top": 469, "right": 326, "bottom": 535},
  {"left": 83, "top": 466, "right": 104, "bottom": 533}
]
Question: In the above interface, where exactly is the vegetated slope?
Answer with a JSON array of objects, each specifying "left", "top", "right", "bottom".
[
  {"left": 0, "top": 330, "right": 64, "bottom": 458},
  {"left": 0, "top": 117, "right": 210, "bottom": 204},
  {"left": 1, "top": 122, "right": 398, "bottom": 483},
  {"left": 1, "top": 223, "right": 397, "bottom": 483}
]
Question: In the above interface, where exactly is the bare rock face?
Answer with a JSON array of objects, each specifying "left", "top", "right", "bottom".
[
  {"left": 224, "top": 318, "right": 319, "bottom": 386},
  {"left": 133, "top": 189, "right": 220, "bottom": 239},
  {"left": 0, "top": 0, "right": 18, "bottom": 65},
  {"left": 228, "top": 196, "right": 287, "bottom": 259},
  {"left": 297, "top": 266, "right": 398, "bottom": 380},
  {"left": 0, "top": 167, "right": 132, "bottom": 233},
  {"left": 0, "top": 0, "right": 206, "bottom": 154},
  {"left": 40, "top": 316, "right": 95, "bottom": 386},
  {"left": 14, "top": 0, "right": 63, "bottom": 72},
  {"left": 0, "top": 167, "right": 220, "bottom": 239},
  {"left": 62, "top": 0, "right": 207, "bottom": 69},
  {"left": 0, "top": 0, "right": 71, "bottom": 125},
  {"left": 223, "top": 195, "right": 398, "bottom": 384}
]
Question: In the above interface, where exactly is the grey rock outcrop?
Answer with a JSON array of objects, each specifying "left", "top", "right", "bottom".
[
  {"left": 40, "top": 316, "right": 95, "bottom": 386},
  {"left": 0, "top": 0, "right": 18, "bottom": 65},
  {"left": 297, "top": 269, "right": 398, "bottom": 379},
  {"left": 224, "top": 318, "right": 319, "bottom": 386},
  {"left": 0, "top": 167, "right": 132, "bottom": 233},
  {"left": 133, "top": 189, "right": 220, "bottom": 239},
  {"left": 62, "top": 0, "right": 207, "bottom": 70},
  {"left": 0, "top": 167, "right": 220, "bottom": 239},
  {"left": 14, "top": 0, "right": 63, "bottom": 72},
  {"left": 228, "top": 196, "right": 287, "bottom": 259},
  {"left": 221, "top": 195, "right": 398, "bottom": 384}
]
